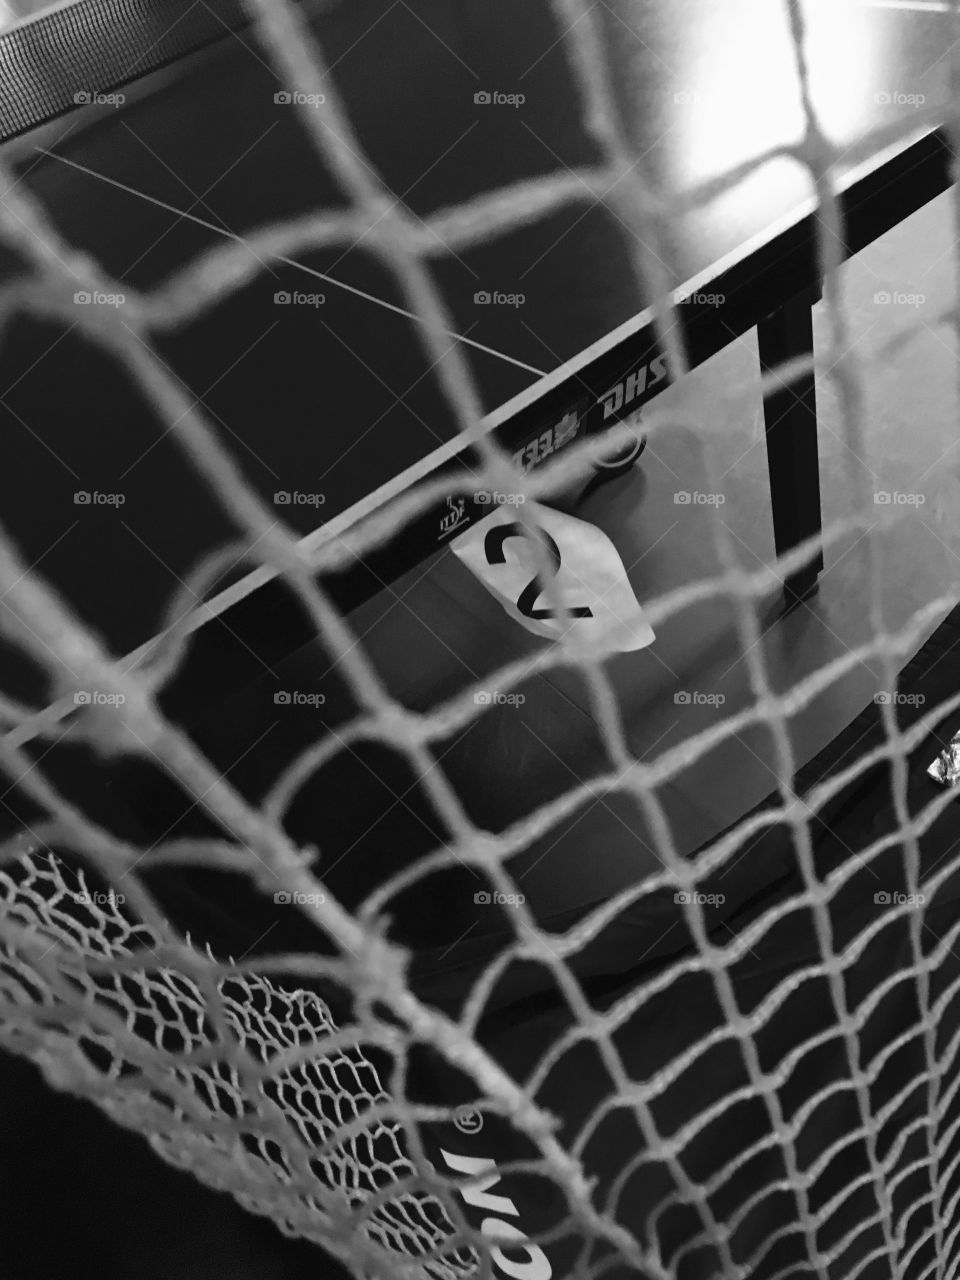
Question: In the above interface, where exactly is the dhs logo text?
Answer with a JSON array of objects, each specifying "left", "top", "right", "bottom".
[{"left": 600, "top": 354, "right": 668, "bottom": 419}]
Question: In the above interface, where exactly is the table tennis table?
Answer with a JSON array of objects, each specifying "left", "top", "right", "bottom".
[
  {"left": 4, "top": 6, "right": 960, "bottom": 1278},
  {"left": 0, "top": 0, "right": 951, "bottom": 1016},
  {"left": 0, "top": 0, "right": 953, "bottom": 698}
]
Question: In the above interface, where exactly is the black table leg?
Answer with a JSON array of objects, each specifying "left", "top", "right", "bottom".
[{"left": 757, "top": 285, "right": 824, "bottom": 610}]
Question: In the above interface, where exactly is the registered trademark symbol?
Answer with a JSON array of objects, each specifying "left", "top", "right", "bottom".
[{"left": 453, "top": 1105, "right": 484, "bottom": 1134}]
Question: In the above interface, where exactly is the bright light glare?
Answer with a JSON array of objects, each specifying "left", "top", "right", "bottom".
[{"left": 671, "top": 0, "right": 879, "bottom": 193}]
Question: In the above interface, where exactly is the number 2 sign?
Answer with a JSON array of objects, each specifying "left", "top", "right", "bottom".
[{"left": 451, "top": 502, "right": 655, "bottom": 652}]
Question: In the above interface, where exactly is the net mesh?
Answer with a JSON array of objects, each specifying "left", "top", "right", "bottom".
[{"left": 0, "top": 1, "right": 959, "bottom": 1278}]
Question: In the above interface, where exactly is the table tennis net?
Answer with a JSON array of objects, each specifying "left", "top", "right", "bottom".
[{"left": 2, "top": 1, "right": 960, "bottom": 1278}]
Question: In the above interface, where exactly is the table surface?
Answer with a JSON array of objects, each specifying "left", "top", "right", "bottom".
[
  {"left": 0, "top": 0, "right": 955, "bottom": 1029},
  {"left": 0, "top": 0, "right": 950, "bottom": 664}
]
